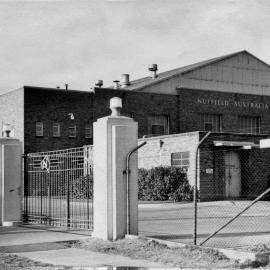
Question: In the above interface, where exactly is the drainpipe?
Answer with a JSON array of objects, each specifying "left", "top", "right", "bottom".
[
  {"left": 194, "top": 131, "right": 211, "bottom": 245},
  {"left": 125, "top": 141, "right": 147, "bottom": 235}
]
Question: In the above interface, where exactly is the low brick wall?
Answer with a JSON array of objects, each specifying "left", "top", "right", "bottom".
[{"left": 138, "top": 132, "right": 199, "bottom": 186}]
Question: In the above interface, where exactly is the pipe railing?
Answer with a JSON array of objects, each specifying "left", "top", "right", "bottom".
[{"left": 125, "top": 141, "right": 147, "bottom": 235}]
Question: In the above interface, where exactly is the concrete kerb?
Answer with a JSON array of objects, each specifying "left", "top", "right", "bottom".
[{"left": 125, "top": 234, "right": 269, "bottom": 265}]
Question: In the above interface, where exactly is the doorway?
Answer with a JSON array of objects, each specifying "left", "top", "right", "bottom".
[{"left": 224, "top": 151, "right": 241, "bottom": 198}]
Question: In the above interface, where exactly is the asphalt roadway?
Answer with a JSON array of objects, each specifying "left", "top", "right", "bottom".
[{"left": 138, "top": 200, "right": 270, "bottom": 249}]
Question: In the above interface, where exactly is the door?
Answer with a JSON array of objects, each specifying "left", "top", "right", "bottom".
[{"left": 224, "top": 151, "right": 241, "bottom": 198}]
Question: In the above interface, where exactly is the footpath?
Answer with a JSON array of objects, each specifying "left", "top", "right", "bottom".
[{"left": 0, "top": 224, "right": 166, "bottom": 268}]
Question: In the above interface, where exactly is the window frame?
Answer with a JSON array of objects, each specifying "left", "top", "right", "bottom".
[
  {"left": 148, "top": 115, "right": 169, "bottom": 136},
  {"left": 68, "top": 125, "right": 77, "bottom": 138},
  {"left": 35, "top": 122, "right": 43, "bottom": 137},
  {"left": 171, "top": 151, "right": 190, "bottom": 169},
  {"left": 52, "top": 122, "right": 60, "bottom": 137},
  {"left": 238, "top": 115, "right": 261, "bottom": 135},
  {"left": 85, "top": 124, "right": 93, "bottom": 139},
  {"left": 199, "top": 113, "right": 223, "bottom": 132}
]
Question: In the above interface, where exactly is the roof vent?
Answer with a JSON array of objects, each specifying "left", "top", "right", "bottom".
[
  {"left": 121, "top": 74, "right": 131, "bottom": 87},
  {"left": 148, "top": 64, "right": 158, "bottom": 79},
  {"left": 95, "top": 80, "right": 103, "bottom": 88},
  {"left": 65, "top": 83, "right": 69, "bottom": 90},
  {"left": 113, "top": 80, "right": 120, "bottom": 89}
]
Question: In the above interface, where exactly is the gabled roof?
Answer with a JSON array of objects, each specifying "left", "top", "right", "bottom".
[{"left": 118, "top": 50, "right": 270, "bottom": 91}]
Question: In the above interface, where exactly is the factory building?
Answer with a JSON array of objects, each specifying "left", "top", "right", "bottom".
[{"left": 1, "top": 50, "right": 270, "bottom": 199}]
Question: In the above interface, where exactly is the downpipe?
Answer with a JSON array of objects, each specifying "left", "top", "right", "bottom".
[{"left": 125, "top": 141, "right": 147, "bottom": 235}]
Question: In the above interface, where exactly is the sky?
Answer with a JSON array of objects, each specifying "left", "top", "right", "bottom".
[{"left": 0, "top": 0, "right": 270, "bottom": 94}]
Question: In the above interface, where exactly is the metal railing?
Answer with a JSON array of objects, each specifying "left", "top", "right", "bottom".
[{"left": 23, "top": 145, "right": 93, "bottom": 230}]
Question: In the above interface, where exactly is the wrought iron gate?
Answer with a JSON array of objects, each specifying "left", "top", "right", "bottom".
[{"left": 23, "top": 145, "right": 93, "bottom": 230}]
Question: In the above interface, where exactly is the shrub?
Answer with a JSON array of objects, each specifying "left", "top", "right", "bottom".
[{"left": 138, "top": 166, "right": 193, "bottom": 202}]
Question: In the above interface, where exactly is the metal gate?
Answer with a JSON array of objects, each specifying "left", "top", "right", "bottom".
[{"left": 23, "top": 145, "right": 93, "bottom": 230}]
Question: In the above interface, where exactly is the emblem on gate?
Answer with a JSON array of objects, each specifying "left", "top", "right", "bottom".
[{"left": 41, "top": 155, "right": 50, "bottom": 173}]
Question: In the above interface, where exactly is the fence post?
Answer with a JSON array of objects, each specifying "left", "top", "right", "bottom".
[
  {"left": 23, "top": 154, "right": 28, "bottom": 223},
  {"left": 193, "top": 132, "right": 211, "bottom": 245},
  {"left": 67, "top": 176, "right": 70, "bottom": 228},
  {"left": 92, "top": 97, "right": 138, "bottom": 240}
]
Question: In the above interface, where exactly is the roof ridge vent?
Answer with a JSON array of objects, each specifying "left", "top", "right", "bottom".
[
  {"left": 95, "top": 80, "right": 103, "bottom": 88},
  {"left": 121, "top": 74, "right": 131, "bottom": 87},
  {"left": 113, "top": 80, "right": 120, "bottom": 89},
  {"left": 148, "top": 64, "right": 158, "bottom": 79}
]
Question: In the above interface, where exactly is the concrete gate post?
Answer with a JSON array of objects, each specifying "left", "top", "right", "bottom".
[
  {"left": 92, "top": 97, "right": 138, "bottom": 240},
  {"left": 0, "top": 138, "right": 22, "bottom": 226}
]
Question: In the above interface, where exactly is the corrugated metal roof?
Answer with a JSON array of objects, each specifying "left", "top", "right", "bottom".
[{"left": 112, "top": 50, "right": 269, "bottom": 91}]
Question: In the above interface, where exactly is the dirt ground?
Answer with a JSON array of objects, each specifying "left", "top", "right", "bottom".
[{"left": 70, "top": 237, "right": 268, "bottom": 269}]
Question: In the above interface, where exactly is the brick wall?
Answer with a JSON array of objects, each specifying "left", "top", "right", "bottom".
[
  {"left": 8, "top": 85, "right": 270, "bottom": 156},
  {"left": 24, "top": 87, "right": 95, "bottom": 153},
  {"left": 198, "top": 132, "right": 270, "bottom": 200},
  {"left": 138, "top": 131, "right": 270, "bottom": 200},
  {"left": 24, "top": 86, "right": 180, "bottom": 153},
  {"left": 178, "top": 88, "right": 270, "bottom": 134},
  {"left": 138, "top": 132, "right": 199, "bottom": 186},
  {"left": 94, "top": 88, "right": 180, "bottom": 136}
]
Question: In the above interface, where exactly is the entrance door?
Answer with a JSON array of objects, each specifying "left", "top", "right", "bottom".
[{"left": 224, "top": 151, "right": 241, "bottom": 198}]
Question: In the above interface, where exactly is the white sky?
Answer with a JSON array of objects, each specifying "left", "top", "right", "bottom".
[{"left": 0, "top": 0, "right": 270, "bottom": 94}]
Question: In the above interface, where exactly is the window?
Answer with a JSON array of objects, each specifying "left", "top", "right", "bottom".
[
  {"left": 53, "top": 123, "right": 60, "bottom": 137},
  {"left": 148, "top": 115, "right": 169, "bottom": 136},
  {"left": 36, "top": 122, "right": 43, "bottom": 137},
  {"left": 171, "top": 152, "right": 190, "bottom": 169},
  {"left": 85, "top": 124, "right": 93, "bottom": 139},
  {"left": 68, "top": 125, "right": 76, "bottom": 138},
  {"left": 239, "top": 116, "right": 261, "bottom": 134},
  {"left": 199, "top": 113, "right": 222, "bottom": 132}
]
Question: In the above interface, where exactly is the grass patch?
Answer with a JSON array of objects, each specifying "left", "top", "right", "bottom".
[
  {"left": 67, "top": 237, "right": 253, "bottom": 268},
  {"left": 0, "top": 253, "right": 71, "bottom": 269},
  {"left": 247, "top": 243, "right": 270, "bottom": 253}
]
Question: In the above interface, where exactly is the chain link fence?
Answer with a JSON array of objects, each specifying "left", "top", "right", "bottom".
[
  {"left": 138, "top": 143, "right": 270, "bottom": 250},
  {"left": 197, "top": 147, "right": 270, "bottom": 249}
]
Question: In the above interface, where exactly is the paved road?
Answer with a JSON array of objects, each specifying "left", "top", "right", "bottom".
[
  {"left": 138, "top": 201, "right": 270, "bottom": 249},
  {"left": 23, "top": 199, "right": 270, "bottom": 249}
]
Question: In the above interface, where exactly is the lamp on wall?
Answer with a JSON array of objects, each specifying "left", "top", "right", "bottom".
[
  {"left": 2, "top": 123, "right": 12, "bottom": 137},
  {"left": 159, "top": 140, "right": 164, "bottom": 148},
  {"left": 68, "top": 113, "right": 75, "bottom": 120}
]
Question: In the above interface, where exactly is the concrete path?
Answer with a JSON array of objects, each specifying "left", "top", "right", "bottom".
[
  {"left": 16, "top": 248, "right": 166, "bottom": 268},
  {"left": 0, "top": 225, "right": 91, "bottom": 246},
  {"left": 0, "top": 225, "right": 167, "bottom": 268}
]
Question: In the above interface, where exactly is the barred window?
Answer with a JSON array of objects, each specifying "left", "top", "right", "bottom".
[
  {"left": 148, "top": 115, "right": 169, "bottom": 136},
  {"left": 85, "top": 124, "right": 93, "bottom": 139},
  {"left": 239, "top": 116, "right": 261, "bottom": 134},
  {"left": 36, "top": 122, "right": 43, "bottom": 137},
  {"left": 199, "top": 113, "right": 222, "bottom": 132},
  {"left": 68, "top": 125, "right": 76, "bottom": 138},
  {"left": 53, "top": 123, "right": 60, "bottom": 137},
  {"left": 171, "top": 152, "right": 190, "bottom": 169}
]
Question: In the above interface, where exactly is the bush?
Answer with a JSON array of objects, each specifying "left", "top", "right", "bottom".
[{"left": 138, "top": 166, "right": 193, "bottom": 202}]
